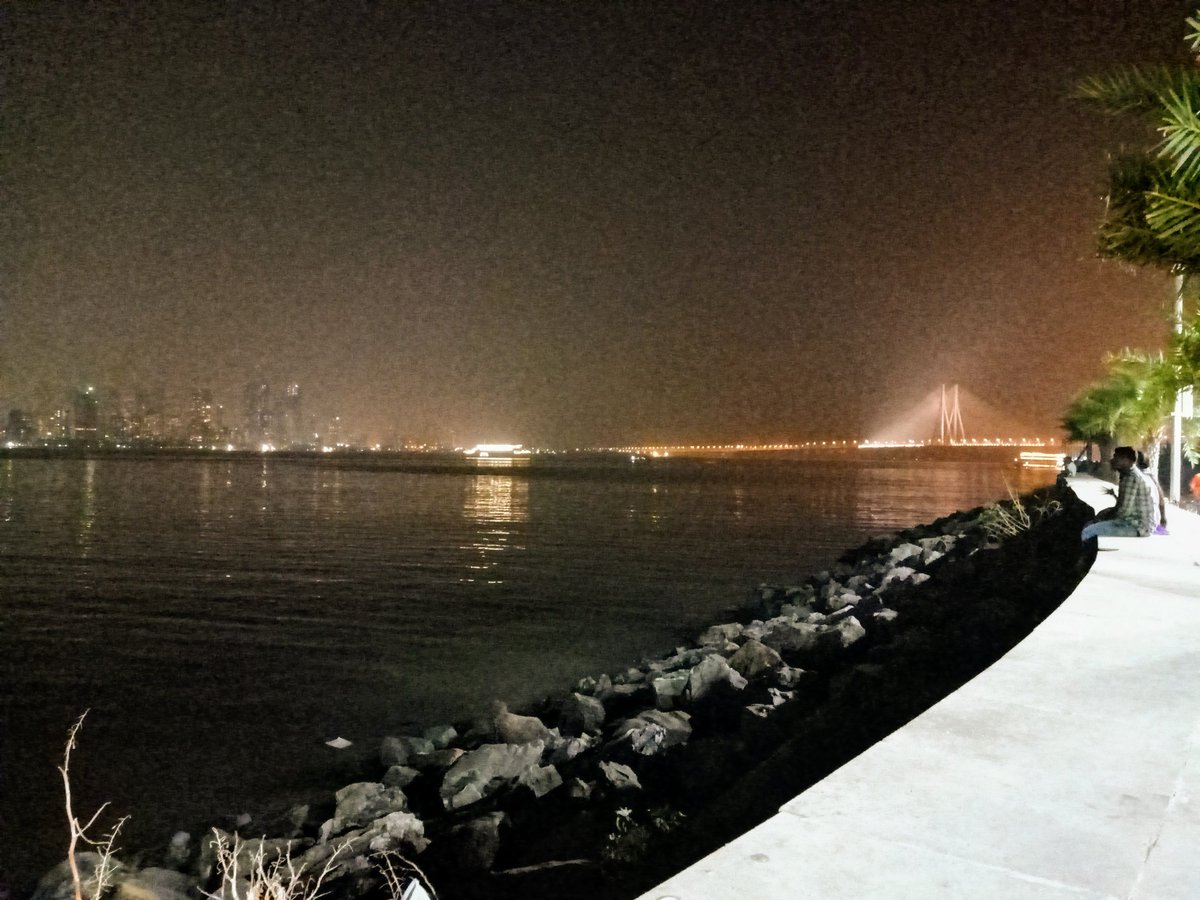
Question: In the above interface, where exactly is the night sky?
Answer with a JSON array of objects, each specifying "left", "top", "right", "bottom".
[{"left": 3, "top": 0, "right": 1194, "bottom": 447}]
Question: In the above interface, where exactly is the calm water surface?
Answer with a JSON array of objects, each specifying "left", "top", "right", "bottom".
[{"left": 0, "top": 455, "right": 1052, "bottom": 887}]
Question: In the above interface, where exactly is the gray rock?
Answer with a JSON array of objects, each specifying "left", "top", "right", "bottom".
[
  {"left": 599, "top": 760, "right": 642, "bottom": 791},
  {"left": 779, "top": 602, "right": 815, "bottom": 618},
  {"left": 516, "top": 763, "right": 563, "bottom": 797},
  {"left": 380, "top": 735, "right": 435, "bottom": 767},
  {"left": 827, "top": 591, "right": 860, "bottom": 612},
  {"left": 550, "top": 733, "right": 595, "bottom": 765},
  {"left": 831, "top": 616, "right": 867, "bottom": 648},
  {"left": 759, "top": 620, "right": 822, "bottom": 654},
  {"left": 767, "top": 688, "right": 794, "bottom": 706},
  {"left": 727, "top": 639, "right": 782, "bottom": 679},
  {"left": 613, "top": 710, "right": 692, "bottom": 755},
  {"left": 446, "top": 812, "right": 506, "bottom": 872},
  {"left": 874, "top": 608, "right": 899, "bottom": 621},
  {"left": 651, "top": 671, "right": 690, "bottom": 709},
  {"left": 301, "top": 813, "right": 428, "bottom": 876},
  {"left": 410, "top": 747, "right": 466, "bottom": 770},
  {"left": 888, "top": 542, "right": 923, "bottom": 564},
  {"left": 740, "top": 620, "right": 768, "bottom": 641},
  {"left": 114, "top": 869, "right": 196, "bottom": 900},
  {"left": 881, "top": 565, "right": 917, "bottom": 587},
  {"left": 687, "top": 655, "right": 748, "bottom": 701},
  {"left": 697, "top": 623, "right": 743, "bottom": 646},
  {"left": 383, "top": 765, "right": 422, "bottom": 788},
  {"left": 32, "top": 854, "right": 129, "bottom": 900},
  {"left": 918, "top": 535, "right": 955, "bottom": 552},
  {"left": 655, "top": 647, "right": 709, "bottom": 673},
  {"left": 559, "top": 692, "right": 607, "bottom": 736},
  {"left": 775, "top": 665, "right": 807, "bottom": 688},
  {"left": 330, "top": 782, "right": 408, "bottom": 834},
  {"left": 164, "top": 830, "right": 191, "bottom": 869},
  {"left": 440, "top": 741, "right": 546, "bottom": 810},
  {"left": 493, "top": 701, "right": 552, "bottom": 744},
  {"left": 422, "top": 724, "right": 458, "bottom": 749},
  {"left": 368, "top": 811, "right": 428, "bottom": 853},
  {"left": 576, "top": 675, "right": 599, "bottom": 694},
  {"left": 567, "top": 777, "right": 594, "bottom": 800}
]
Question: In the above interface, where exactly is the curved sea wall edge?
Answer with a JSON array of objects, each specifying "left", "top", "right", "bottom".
[{"left": 28, "top": 482, "right": 1091, "bottom": 900}]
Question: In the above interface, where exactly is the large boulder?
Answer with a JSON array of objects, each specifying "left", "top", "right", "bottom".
[
  {"left": 696, "top": 623, "right": 743, "bottom": 646},
  {"left": 329, "top": 782, "right": 408, "bottom": 834},
  {"left": 32, "top": 854, "right": 130, "bottom": 900},
  {"left": 409, "top": 747, "right": 465, "bottom": 771},
  {"left": 759, "top": 620, "right": 822, "bottom": 654},
  {"left": 423, "top": 724, "right": 458, "bottom": 749},
  {"left": 830, "top": 616, "right": 867, "bottom": 648},
  {"left": 493, "top": 702, "right": 553, "bottom": 745},
  {"left": 888, "top": 542, "right": 923, "bottom": 564},
  {"left": 383, "top": 765, "right": 421, "bottom": 788},
  {"left": 440, "top": 741, "right": 546, "bottom": 810},
  {"left": 302, "top": 811, "right": 428, "bottom": 875},
  {"left": 687, "top": 655, "right": 748, "bottom": 702},
  {"left": 727, "top": 639, "right": 782, "bottom": 679},
  {"left": 444, "top": 812, "right": 506, "bottom": 872},
  {"left": 550, "top": 733, "right": 595, "bottom": 765},
  {"left": 559, "top": 692, "right": 607, "bottom": 736},
  {"left": 380, "top": 735, "right": 435, "bottom": 768},
  {"left": 516, "top": 763, "right": 563, "bottom": 797},
  {"left": 599, "top": 760, "right": 642, "bottom": 791},
  {"left": 651, "top": 671, "right": 690, "bottom": 710},
  {"left": 113, "top": 870, "right": 196, "bottom": 900},
  {"left": 611, "top": 710, "right": 692, "bottom": 756}
]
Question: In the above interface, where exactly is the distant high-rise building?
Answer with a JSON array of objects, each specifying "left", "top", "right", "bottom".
[
  {"left": 47, "top": 408, "right": 69, "bottom": 440},
  {"left": 279, "top": 383, "right": 303, "bottom": 448},
  {"left": 71, "top": 387, "right": 100, "bottom": 442},
  {"left": 4, "top": 409, "right": 34, "bottom": 444},
  {"left": 325, "top": 414, "right": 343, "bottom": 448},
  {"left": 243, "top": 380, "right": 271, "bottom": 448},
  {"left": 188, "top": 389, "right": 218, "bottom": 445}
]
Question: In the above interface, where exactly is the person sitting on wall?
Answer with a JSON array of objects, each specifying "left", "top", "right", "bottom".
[
  {"left": 1081, "top": 446, "right": 1156, "bottom": 543},
  {"left": 1136, "top": 450, "right": 1168, "bottom": 535}
]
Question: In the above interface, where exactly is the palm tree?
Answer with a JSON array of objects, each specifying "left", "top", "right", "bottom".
[
  {"left": 1076, "top": 14, "right": 1200, "bottom": 269},
  {"left": 1077, "top": 11, "right": 1200, "bottom": 486},
  {"left": 1062, "top": 351, "right": 1176, "bottom": 474}
]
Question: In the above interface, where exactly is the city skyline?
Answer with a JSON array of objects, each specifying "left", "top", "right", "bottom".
[{"left": 3, "top": 1, "right": 1192, "bottom": 447}]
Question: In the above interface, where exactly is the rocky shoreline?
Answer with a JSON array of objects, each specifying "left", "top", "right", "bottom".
[{"left": 30, "top": 483, "right": 1091, "bottom": 900}]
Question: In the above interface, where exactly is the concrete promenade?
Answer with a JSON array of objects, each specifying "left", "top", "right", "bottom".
[{"left": 638, "top": 477, "right": 1200, "bottom": 899}]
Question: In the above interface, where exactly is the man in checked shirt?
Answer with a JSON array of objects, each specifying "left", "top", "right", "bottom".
[{"left": 1081, "top": 446, "right": 1156, "bottom": 542}]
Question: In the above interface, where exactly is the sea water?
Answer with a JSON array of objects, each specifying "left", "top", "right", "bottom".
[{"left": 0, "top": 454, "right": 1053, "bottom": 886}]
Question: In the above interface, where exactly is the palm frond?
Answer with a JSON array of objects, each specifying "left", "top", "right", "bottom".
[
  {"left": 1076, "top": 66, "right": 1200, "bottom": 116},
  {"left": 1145, "top": 190, "right": 1200, "bottom": 245},
  {"left": 1095, "top": 154, "right": 1200, "bottom": 269},
  {"left": 1186, "top": 14, "right": 1200, "bottom": 54},
  {"left": 1157, "top": 83, "right": 1200, "bottom": 180}
]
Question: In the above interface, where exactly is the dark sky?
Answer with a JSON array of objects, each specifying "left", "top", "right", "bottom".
[{"left": 3, "top": 0, "right": 1194, "bottom": 446}]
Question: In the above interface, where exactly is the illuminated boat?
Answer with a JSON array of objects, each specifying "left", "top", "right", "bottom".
[{"left": 462, "top": 443, "right": 532, "bottom": 466}]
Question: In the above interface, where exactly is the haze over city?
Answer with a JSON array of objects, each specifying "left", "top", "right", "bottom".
[{"left": 3, "top": 0, "right": 1191, "bottom": 447}]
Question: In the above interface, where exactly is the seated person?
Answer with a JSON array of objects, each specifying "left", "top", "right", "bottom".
[
  {"left": 1081, "top": 446, "right": 1155, "bottom": 542},
  {"left": 1135, "top": 450, "right": 1167, "bottom": 534}
]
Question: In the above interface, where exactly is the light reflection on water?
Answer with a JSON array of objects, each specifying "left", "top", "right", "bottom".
[
  {"left": 459, "top": 475, "right": 529, "bottom": 583},
  {"left": 0, "top": 455, "right": 1054, "bottom": 889}
]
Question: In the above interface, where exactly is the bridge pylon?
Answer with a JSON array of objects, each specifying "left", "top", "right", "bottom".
[{"left": 938, "top": 383, "right": 966, "bottom": 445}]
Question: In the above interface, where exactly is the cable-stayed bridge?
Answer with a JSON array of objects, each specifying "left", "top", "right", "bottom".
[
  {"left": 602, "top": 385, "right": 1057, "bottom": 456},
  {"left": 859, "top": 384, "right": 1052, "bottom": 448}
]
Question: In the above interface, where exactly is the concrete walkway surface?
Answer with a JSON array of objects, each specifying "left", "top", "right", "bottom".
[{"left": 638, "top": 477, "right": 1200, "bottom": 899}]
